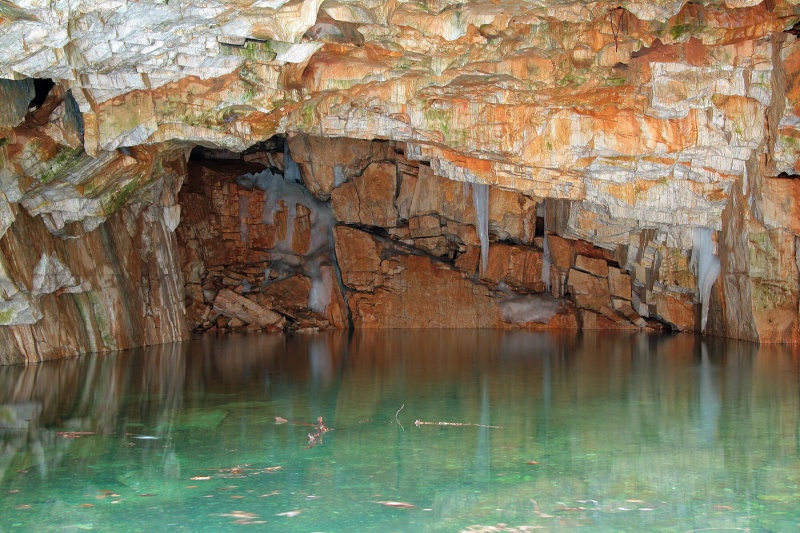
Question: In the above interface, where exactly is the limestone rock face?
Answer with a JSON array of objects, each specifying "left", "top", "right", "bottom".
[
  {"left": 0, "top": 155, "right": 189, "bottom": 363},
  {"left": 2, "top": 0, "right": 800, "bottom": 350},
  {"left": 334, "top": 225, "right": 578, "bottom": 329},
  {"left": 175, "top": 156, "right": 348, "bottom": 333}
]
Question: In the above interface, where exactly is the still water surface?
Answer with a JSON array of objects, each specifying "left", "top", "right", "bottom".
[{"left": 1, "top": 331, "right": 799, "bottom": 532}]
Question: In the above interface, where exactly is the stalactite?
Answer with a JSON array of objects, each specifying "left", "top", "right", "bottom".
[
  {"left": 690, "top": 227, "right": 721, "bottom": 332},
  {"left": 472, "top": 182, "right": 489, "bottom": 275},
  {"left": 307, "top": 263, "right": 333, "bottom": 315}
]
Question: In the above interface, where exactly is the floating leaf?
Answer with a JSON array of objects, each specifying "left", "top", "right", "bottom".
[{"left": 374, "top": 501, "right": 415, "bottom": 509}]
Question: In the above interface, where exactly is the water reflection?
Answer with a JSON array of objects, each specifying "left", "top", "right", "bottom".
[{"left": 0, "top": 331, "right": 799, "bottom": 531}]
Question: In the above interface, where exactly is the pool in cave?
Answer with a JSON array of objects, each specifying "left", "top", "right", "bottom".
[{"left": 1, "top": 330, "right": 799, "bottom": 532}]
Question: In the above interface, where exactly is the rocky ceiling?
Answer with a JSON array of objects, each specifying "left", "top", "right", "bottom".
[
  {"left": 2, "top": 0, "right": 798, "bottom": 238},
  {"left": 2, "top": 0, "right": 800, "bottom": 359}
]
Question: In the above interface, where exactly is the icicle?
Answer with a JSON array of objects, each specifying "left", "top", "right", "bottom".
[
  {"left": 238, "top": 194, "right": 250, "bottom": 246},
  {"left": 308, "top": 264, "right": 333, "bottom": 315},
  {"left": 540, "top": 200, "right": 551, "bottom": 292},
  {"left": 690, "top": 227, "right": 721, "bottom": 332},
  {"left": 472, "top": 182, "right": 489, "bottom": 275}
]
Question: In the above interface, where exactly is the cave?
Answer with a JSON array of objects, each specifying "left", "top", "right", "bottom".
[
  {"left": 178, "top": 135, "right": 612, "bottom": 334},
  {"left": 2, "top": 0, "right": 800, "bottom": 357},
  {"left": 4, "top": 0, "right": 800, "bottom": 527}
]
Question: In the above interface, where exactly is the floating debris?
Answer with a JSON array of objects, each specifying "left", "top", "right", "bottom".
[
  {"left": 462, "top": 525, "right": 545, "bottom": 532},
  {"left": 529, "top": 499, "right": 554, "bottom": 518},
  {"left": 219, "top": 510, "right": 264, "bottom": 524},
  {"left": 374, "top": 501, "right": 415, "bottom": 509},
  {"left": 56, "top": 431, "right": 95, "bottom": 439},
  {"left": 414, "top": 420, "right": 500, "bottom": 429},
  {"left": 221, "top": 512, "right": 258, "bottom": 519},
  {"left": 190, "top": 476, "right": 211, "bottom": 481},
  {"left": 276, "top": 510, "right": 302, "bottom": 517}
]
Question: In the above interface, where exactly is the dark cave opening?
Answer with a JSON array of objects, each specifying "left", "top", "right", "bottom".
[{"left": 29, "top": 78, "right": 55, "bottom": 109}]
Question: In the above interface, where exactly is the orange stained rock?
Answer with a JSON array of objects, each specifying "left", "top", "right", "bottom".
[{"left": 783, "top": 40, "right": 800, "bottom": 118}]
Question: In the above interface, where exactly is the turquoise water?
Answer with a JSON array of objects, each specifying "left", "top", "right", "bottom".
[{"left": 1, "top": 330, "right": 799, "bottom": 532}]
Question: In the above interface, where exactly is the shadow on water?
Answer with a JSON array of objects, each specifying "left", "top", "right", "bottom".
[{"left": 0, "top": 330, "right": 799, "bottom": 531}]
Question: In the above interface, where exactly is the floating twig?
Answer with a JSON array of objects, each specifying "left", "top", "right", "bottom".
[
  {"left": 275, "top": 416, "right": 316, "bottom": 428},
  {"left": 395, "top": 404, "right": 405, "bottom": 431},
  {"left": 414, "top": 419, "right": 500, "bottom": 429},
  {"left": 56, "top": 431, "right": 95, "bottom": 439},
  {"left": 530, "top": 499, "right": 554, "bottom": 518}
]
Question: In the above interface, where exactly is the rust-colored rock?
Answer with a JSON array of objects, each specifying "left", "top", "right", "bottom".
[
  {"left": 483, "top": 244, "right": 544, "bottom": 292},
  {"left": 575, "top": 255, "right": 609, "bottom": 278},
  {"left": 334, "top": 226, "right": 384, "bottom": 292},
  {"left": 332, "top": 161, "right": 399, "bottom": 227},
  {"left": 568, "top": 269, "right": 612, "bottom": 312},
  {"left": 548, "top": 235, "right": 576, "bottom": 270},
  {"left": 608, "top": 267, "right": 633, "bottom": 301},
  {"left": 4, "top": 0, "right": 800, "bottom": 353},
  {"left": 335, "top": 225, "right": 576, "bottom": 329},
  {"left": 213, "top": 289, "right": 285, "bottom": 329},
  {"left": 651, "top": 293, "right": 695, "bottom": 332}
]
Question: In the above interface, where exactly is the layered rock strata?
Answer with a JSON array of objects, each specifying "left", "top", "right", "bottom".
[
  {"left": 176, "top": 136, "right": 674, "bottom": 334},
  {"left": 0, "top": 82, "right": 189, "bottom": 364},
  {"left": 2, "top": 0, "right": 800, "bottom": 358},
  {"left": 176, "top": 153, "right": 348, "bottom": 333}
]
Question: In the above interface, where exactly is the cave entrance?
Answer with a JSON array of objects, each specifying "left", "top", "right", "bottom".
[{"left": 175, "top": 134, "right": 643, "bottom": 334}]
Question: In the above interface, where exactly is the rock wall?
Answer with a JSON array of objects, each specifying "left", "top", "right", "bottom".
[
  {"left": 176, "top": 136, "right": 679, "bottom": 333},
  {"left": 0, "top": 82, "right": 189, "bottom": 364},
  {"left": 176, "top": 153, "right": 348, "bottom": 332},
  {"left": 2, "top": 0, "right": 800, "bottom": 348}
]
